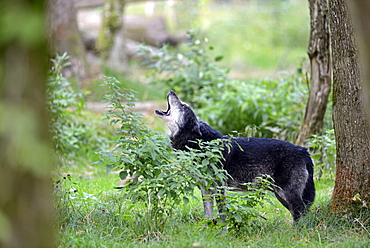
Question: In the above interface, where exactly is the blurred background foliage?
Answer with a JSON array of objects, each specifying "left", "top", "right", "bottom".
[
  {"left": 51, "top": 0, "right": 333, "bottom": 164},
  {"left": 126, "top": 0, "right": 309, "bottom": 77}
]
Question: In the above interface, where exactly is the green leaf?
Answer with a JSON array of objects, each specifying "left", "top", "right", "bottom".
[
  {"left": 201, "top": 159, "right": 209, "bottom": 167},
  {"left": 215, "top": 56, "right": 223, "bottom": 61},
  {"left": 158, "top": 188, "right": 166, "bottom": 197},
  {"left": 119, "top": 170, "right": 128, "bottom": 180}
]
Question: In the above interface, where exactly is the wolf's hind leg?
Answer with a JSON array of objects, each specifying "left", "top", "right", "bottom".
[
  {"left": 274, "top": 186, "right": 307, "bottom": 221},
  {"left": 274, "top": 188, "right": 289, "bottom": 210},
  {"left": 284, "top": 192, "right": 307, "bottom": 221},
  {"left": 280, "top": 161, "right": 310, "bottom": 221}
]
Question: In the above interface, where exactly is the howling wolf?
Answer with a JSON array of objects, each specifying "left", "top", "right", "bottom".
[{"left": 155, "top": 90, "right": 315, "bottom": 222}]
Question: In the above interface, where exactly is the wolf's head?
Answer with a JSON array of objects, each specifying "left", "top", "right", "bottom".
[{"left": 155, "top": 90, "right": 201, "bottom": 138}]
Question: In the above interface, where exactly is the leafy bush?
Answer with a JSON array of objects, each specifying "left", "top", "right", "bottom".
[
  {"left": 144, "top": 34, "right": 308, "bottom": 141},
  {"left": 97, "top": 76, "right": 177, "bottom": 239},
  {"left": 47, "top": 53, "right": 111, "bottom": 159},
  {"left": 97, "top": 76, "right": 225, "bottom": 239}
]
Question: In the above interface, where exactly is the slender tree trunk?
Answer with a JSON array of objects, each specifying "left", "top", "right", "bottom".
[
  {"left": 0, "top": 1, "right": 54, "bottom": 247},
  {"left": 48, "top": 0, "right": 90, "bottom": 81},
  {"left": 329, "top": 0, "right": 370, "bottom": 213},
  {"left": 296, "top": 0, "right": 331, "bottom": 146},
  {"left": 97, "top": 0, "right": 127, "bottom": 73}
]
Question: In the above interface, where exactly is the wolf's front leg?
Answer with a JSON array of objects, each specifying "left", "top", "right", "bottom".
[{"left": 200, "top": 186, "right": 215, "bottom": 219}]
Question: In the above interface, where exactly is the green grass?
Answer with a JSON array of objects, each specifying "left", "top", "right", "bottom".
[{"left": 55, "top": 164, "right": 370, "bottom": 247}]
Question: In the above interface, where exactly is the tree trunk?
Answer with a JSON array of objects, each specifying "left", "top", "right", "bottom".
[
  {"left": 348, "top": 1, "right": 370, "bottom": 121},
  {"left": 97, "top": 0, "right": 127, "bottom": 73},
  {"left": 329, "top": 0, "right": 370, "bottom": 213},
  {"left": 0, "top": 1, "right": 54, "bottom": 247},
  {"left": 48, "top": 0, "right": 90, "bottom": 81},
  {"left": 295, "top": 0, "right": 331, "bottom": 146}
]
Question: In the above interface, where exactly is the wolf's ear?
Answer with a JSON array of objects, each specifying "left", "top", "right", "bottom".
[{"left": 194, "top": 122, "right": 202, "bottom": 136}]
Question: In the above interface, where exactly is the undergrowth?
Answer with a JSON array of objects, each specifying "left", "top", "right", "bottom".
[
  {"left": 50, "top": 57, "right": 368, "bottom": 247},
  {"left": 53, "top": 75, "right": 369, "bottom": 247},
  {"left": 92, "top": 76, "right": 272, "bottom": 240}
]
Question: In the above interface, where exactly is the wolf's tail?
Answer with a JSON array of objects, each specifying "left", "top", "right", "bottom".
[{"left": 302, "top": 157, "right": 315, "bottom": 207}]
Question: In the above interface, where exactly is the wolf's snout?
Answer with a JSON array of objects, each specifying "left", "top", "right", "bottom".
[
  {"left": 155, "top": 109, "right": 170, "bottom": 116},
  {"left": 168, "top": 90, "right": 176, "bottom": 96},
  {"left": 155, "top": 90, "right": 176, "bottom": 117}
]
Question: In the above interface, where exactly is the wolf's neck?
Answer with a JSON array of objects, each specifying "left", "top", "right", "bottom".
[
  {"left": 198, "top": 121, "right": 224, "bottom": 140},
  {"left": 170, "top": 121, "right": 224, "bottom": 150}
]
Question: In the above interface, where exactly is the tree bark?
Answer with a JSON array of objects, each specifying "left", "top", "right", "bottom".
[
  {"left": 48, "top": 0, "right": 90, "bottom": 81},
  {"left": 296, "top": 0, "right": 331, "bottom": 146},
  {"left": 0, "top": 1, "right": 54, "bottom": 247},
  {"left": 348, "top": 1, "right": 370, "bottom": 121},
  {"left": 329, "top": 0, "right": 370, "bottom": 213}
]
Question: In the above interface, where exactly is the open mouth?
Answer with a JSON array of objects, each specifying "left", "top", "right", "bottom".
[{"left": 155, "top": 94, "right": 171, "bottom": 116}]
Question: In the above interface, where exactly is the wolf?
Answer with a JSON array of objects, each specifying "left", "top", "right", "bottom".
[{"left": 155, "top": 90, "right": 315, "bottom": 222}]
